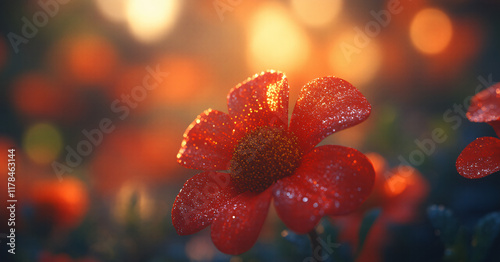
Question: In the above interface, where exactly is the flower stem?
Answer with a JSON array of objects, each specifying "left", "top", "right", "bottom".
[{"left": 308, "top": 228, "right": 323, "bottom": 261}]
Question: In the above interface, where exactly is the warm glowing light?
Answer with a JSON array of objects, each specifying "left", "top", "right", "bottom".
[
  {"left": 94, "top": 0, "right": 127, "bottom": 22},
  {"left": 384, "top": 174, "right": 408, "bottom": 196},
  {"left": 185, "top": 236, "right": 216, "bottom": 261},
  {"left": 125, "top": 0, "right": 181, "bottom": 43},
  {"left": 365, "top": 153, "right": 387, "bottom": 176},
  {"left": 113, "top": 183, "right": 154, "bottom": 223},
  {"left": 23, "top": 123, "right": 63, "bottom": 165},
  {"left": 384, "top": 166, "right": 418, "bottom": 197},
  {"left": 149, "top": 55, "right": 212, "bottom": 107},
  {"left": 410, "top": 8, "right": 453, "bottom": 55},
  {"left": 291, "top": 0, "right": 342, "bottom": 27},
  {"left": 266, "top": 81, "right": 282, "bottom": 112},
  {"left": 51, "top": 34, "right": 118, "bottom": 86},
  {"left": 328, "top": 30, "right": 382, "bottom": 87},
  {"left": 32, "top": 178, "right": 89, "bottom": 228},
  {"left": 247, "top": 2, "right": 310, "bottom": 73}
]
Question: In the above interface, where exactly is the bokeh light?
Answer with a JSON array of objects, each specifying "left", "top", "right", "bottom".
[
  {"left": 113, "top": 183, "right": 154, "bottom": 223},
  {"left": 366, "top": 152, "right": 388, "bottom": 176},
  {"left": 125, "top": 0, "right": 181, "bottom": 43},
  {"left": 185, "top": 235, "right": 216, "bottom": 261},
  {"left": 328, "top": 29, "right": 382, "bottom": 87},
  {"left": 410, "top": 8, "right": 453, "bottom": 55},
  {"left": 291, "top": 0, "right": 343, "bottom": 28},
  {"left": 31, "top": 177, "right": 89, "bottom": 229},
  {"left": 384, "top": 173, "right": 408, "bottom": 196},
  {"left": 94, "top": 0, "right": 127, "bottom": 23},
  {"left": 2, "top": 1, "right": 500, "bottom": 261},
  {"left": 11, "top": 73, "right": 61, "bottom": 117},
  {"left": 89, "top": 123, "right": 183, "bottom": 196},
  {"left": 150, "top": 55, "right": 213, "bottom": 108},
  {"left": 9, "top": 72, "right": 82, "bottom": 121},
  {"left": 22, "top": 123, "right": 63, "bottom": 165},
  {"left": 49, "top": 34, "right": 118, "bottom": 86},
  {"left": 247, "top": 2, "right": 310, "bottom": 73}
]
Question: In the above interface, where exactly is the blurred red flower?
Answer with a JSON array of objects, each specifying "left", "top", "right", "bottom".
[
  {"left": 31, "top": 177, "right": 89, "bottom": 229},
  {"left": 89, "top": 122, "right": 184, "bottom": 196},
  {"left": 456, "top": 83, "right": 500, "bottom": 178},
  {"left": 172, "top": 71, "right": 375, "bottom": 254},
  {"left": 334, "top": 153, "right": 429, "bottom": 262}
]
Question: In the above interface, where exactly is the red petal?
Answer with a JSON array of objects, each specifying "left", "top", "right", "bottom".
[
  {"left": 211, "top": 189, "right": 272, "bottom": 255},
  {"left": 172, "top": 171, "right": 239, "bottom": 235},
  {"left": 488, "top": 120, "right": 500, "bottom": 138},
  {"left": 290, "top": 77, "right": 371, "bottom": 153},
  {"left": 273, "top": 145, "right": 375, "bottom": 234},
  {"left": 456, "top": 137, "right": 500, "bottom": 179},
  {"left": 227, "top": 71, "right": 289, "bottom": 133},
  {"left": 467, "top": 83, "right": 500, "bottom": 123},
  {"left": 177, "top": 109, "right": 236, "bottom": 170}
]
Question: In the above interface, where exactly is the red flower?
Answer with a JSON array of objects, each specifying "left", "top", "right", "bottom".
[
  {"left": 172, "top": 71, "right": 375, "bottom": 254},
  {"left": 334, "top": 153, "right": 429, "bottom": 262},
  {"left": 457, "top": 83, "right": 500, "bottom": 179}
]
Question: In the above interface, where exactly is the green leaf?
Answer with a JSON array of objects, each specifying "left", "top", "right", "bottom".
[
  {"left": 427, "top": 205, "right": 460, "bottom": 247},
  {"left": 357, "top": 208, "right": 381, "bottom": 257},
  {"left": 471, "top": 212, "right": 500, "bottom": 262}
]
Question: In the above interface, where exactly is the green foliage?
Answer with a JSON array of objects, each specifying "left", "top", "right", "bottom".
[
  {"left": 427, "top": 205, "right": 460, "bottom": 247},
  {"left": 471, "top": 212, "right": 500, "bottom": 262},
  {"left": 428, "top": 205, "right": 500, "bottom": 262}
]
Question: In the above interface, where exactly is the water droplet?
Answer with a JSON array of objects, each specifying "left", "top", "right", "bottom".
[{"left": 302, "top": 197, "right": 308, "bottom": 202}]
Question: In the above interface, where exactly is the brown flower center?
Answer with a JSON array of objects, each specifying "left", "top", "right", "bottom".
[{"left": 230, "top": 126, "right": 302, "bottom": 193}]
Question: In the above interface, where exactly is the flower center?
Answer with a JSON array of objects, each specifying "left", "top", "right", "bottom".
[{"left": 230, "top": 127, "right": 302, "bottom": 193}]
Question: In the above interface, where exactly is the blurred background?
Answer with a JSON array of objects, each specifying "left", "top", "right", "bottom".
[{"left": 1, "top": 0, "right": 500, "bottom": 261}]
